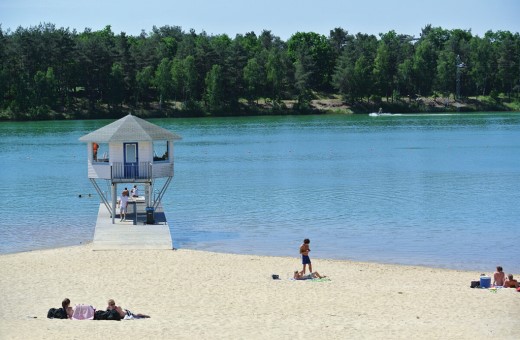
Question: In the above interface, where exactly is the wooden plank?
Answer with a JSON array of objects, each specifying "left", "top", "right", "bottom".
[{"left": 92, "top": 203, "right": 173, "bottom": 250}]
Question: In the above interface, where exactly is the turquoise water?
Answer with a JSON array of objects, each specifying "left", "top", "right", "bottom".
[{"left": 1, "top": 113, "right": 519, "bottom": 273}]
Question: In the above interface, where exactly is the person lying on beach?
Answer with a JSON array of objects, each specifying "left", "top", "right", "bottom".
[
  {"left": 293, "top": 270, "right": 326, "bottom": 280},
  {"left": 47, "top": 299, "right": 74, "bottom": 319},
  {"left": 107, "top": 299, "right": 150, "bottom": 319},
  {"left": 493, "top": 266, "right": 506, "bottom": 286},
  {"left": 62, "top": 298, "right": 73, "bottom": 319},
  {"left": 503, "top": 274, "right": 519, "bottom": 288}
]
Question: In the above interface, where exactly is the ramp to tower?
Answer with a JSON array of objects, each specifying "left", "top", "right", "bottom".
[{"left": 92, "top": 203, "right": 173, "bottom": 250}]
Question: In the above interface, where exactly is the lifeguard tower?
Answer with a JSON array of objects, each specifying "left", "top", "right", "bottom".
[{"left": 79, "top": 114, "right": 181, "bottom": 250}]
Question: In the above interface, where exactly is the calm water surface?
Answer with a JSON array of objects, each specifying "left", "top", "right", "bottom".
[{"left": 1, "top": 113, "right": 519, "bottom": 272}]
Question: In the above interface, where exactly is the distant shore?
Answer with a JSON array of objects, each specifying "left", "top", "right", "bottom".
[
  {"left": 1, "top": 95, "right": 519, "bottom": 121},
  {"left": 1, "top": 244, "right": 518, "bottom": 339}
]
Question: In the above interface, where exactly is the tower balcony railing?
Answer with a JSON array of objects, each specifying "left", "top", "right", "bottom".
[
  {"left": 111, "top": 161, "right": 152, "bottom": 181},
  {"left": 108, "top": 161, "right": 174, "bottom": 181}
]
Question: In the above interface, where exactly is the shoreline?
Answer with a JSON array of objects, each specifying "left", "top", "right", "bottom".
[
  {"left": 2, "top": 241, "right": 518, "bottom": 278},
  {"left": 0, "top": 97, "right": 519, "bottom": 122},
  {"left": 1, "top": 244, "right": 519, "bottom": 339},
  {"left": 0, "top": 241, "right": 514, "bottom": 274}
]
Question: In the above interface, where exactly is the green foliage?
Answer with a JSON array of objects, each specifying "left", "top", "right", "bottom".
[
  {"left": 332, "top": 33, "right": 377, "bottom": 103},
  {"left": 0, "top": 23, "right": 519, "bottom": 120},
  {"left": 435, "top": 50, "right": 457, "bottom": 95},
  {"left": 108, "top": 63, "right": 125, "bottom": 108},
  {"left": 413, "top": 39, "right": 437, "bottom": 95},
  {"left": 243, "top": 58, "right": 264, "bottom": 104},
  {"left": 490, "top": 90, "right": 500, "bottom": 102},
  {"left": 288, "top": 32, "right": 334, "bottom": 91},
  {"left": 204, "top": 65, "right": 224, "bottom": 112},
  {"left": 504, "top": 99, "right": 520, "bottom": 111},
  {"left": 266, "top": 49, "right": 291, "bottom": 101},
  {"left": 397, "top": 58, "right": 414, "bottom": 98},
  {"left": 373, "top": 31, "right": 398, "bottom": 100},
  {"left": 136, "top": 66, "right": 155, "bottom": 105},
  {"left": 155, "top": 58, "right": 172, "bottom": 105},
  {"left": 170, "top": 55, "right": 199, "bottom": 103}
]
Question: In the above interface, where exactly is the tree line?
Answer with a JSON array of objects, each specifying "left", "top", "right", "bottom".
[{"left": 0, "top": 23, "right": 519, "bottom": 120}]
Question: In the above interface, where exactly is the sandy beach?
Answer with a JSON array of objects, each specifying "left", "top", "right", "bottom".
[{"left": 0, "top": 244, "right": 518, "bottom": 339}]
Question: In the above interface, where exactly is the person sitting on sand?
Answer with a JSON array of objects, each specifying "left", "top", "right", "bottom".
[
  {"left": 62, "top": 298, "right": 73, "bottom": 319},
  {"left": 503, "top": 274, "right": 519, "bottom": 288},
  {"left": 293, "top": 270, "right": 326, "bottom": 280},
  {"left": 493, "top": 266, "right": 506, "bottom": 286},
  {"left": 107, "top": 299, "right": 150, "bottom": 319}
]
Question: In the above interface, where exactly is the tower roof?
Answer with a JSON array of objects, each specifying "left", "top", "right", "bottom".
[{"left": 79, "top": 114, "right": 182, "bottom": 143}]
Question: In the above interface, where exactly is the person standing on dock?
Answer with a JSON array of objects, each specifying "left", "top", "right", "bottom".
[{"left": 119, "top": 188, "right": 129, "bottom": 221}]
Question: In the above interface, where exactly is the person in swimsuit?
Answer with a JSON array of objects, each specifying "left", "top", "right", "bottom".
[
  {"left": 62, "top": 298, "right": 73, "bottom": 319},
  {"left": 503, "top": 274, "right": 519, "bottom": 288},
  {"left": 493, "top": 266, "right": 506, "bottom": 286},
  {"left": 107, "top": 299, "right": 150, "bottom": 319},
  {"left": 300, "top": 238, "right": 312, "bottom": 274},
  {"left": 293, "top": 270, "right": 326, "bottom": 280}
]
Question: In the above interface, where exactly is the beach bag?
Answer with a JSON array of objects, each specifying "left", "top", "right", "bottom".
[
  {"left": 94, "top": 310, "right": 107, "bottom": 320},
  {"left": 47, "top": 307, "right": 67, "bottom": 319},
  {"left": 94, "top": 309, "right": 121, "bottom": 321},
  {"left": 470, "top": 280, "right": 480, "bottom": 288},
  {"left": 105, "top": 309, "right": 122, "bottom": 321},
  {"left": 71, "top": 304, "right": 95, "bottom": 320}
]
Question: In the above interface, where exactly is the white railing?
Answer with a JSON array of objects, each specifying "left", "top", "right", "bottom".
[{"left": 111, "top": 162, "right": 152, "bottom": 180}]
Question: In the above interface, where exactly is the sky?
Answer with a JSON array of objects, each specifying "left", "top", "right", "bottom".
[{"left": 1, "top": 0, "right": 519, "bottom": 40}]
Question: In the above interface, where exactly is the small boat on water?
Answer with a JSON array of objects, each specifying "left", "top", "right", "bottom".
[
  {"left": 369, "top": 112, "right": 394, "bottom": 117},
  {"left": 369, "top": 107, "right": 401, "bottom": 117}
]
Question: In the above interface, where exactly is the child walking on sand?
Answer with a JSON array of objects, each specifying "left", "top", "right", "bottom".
[{"left": 300, "top": 238, "right": 312, "bottom": 274}]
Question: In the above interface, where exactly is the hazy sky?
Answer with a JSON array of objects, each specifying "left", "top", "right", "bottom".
[{"left": 1, "top": 0, "right": 519, "bottom": 39}]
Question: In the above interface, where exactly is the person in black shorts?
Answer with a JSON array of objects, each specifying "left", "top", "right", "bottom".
[{"left": 299, "top": 238, "right": 312, "bottom": 274}]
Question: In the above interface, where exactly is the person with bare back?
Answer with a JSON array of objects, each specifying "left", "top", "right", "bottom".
[
  {"left": 493, "top": 266, "right": 506, "bottom": 287},
  {"left": 300, "top": 238, "right": 312, "bottom": 274}
]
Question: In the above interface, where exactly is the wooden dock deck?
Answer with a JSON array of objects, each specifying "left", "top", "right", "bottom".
[{"left": 92, "top": 202, "right": 173, "bottom": 250}]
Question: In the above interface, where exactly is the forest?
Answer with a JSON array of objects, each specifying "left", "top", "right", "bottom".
[{"left": 0, "top": 23, "right": 519, "bottom": 120}]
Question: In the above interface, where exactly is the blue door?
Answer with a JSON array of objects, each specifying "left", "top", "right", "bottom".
[{"left": 124, "top": 143, "right": 138, "bottom": 178}]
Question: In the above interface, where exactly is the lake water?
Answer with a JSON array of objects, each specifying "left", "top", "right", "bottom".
[{"left": 1, "top": 113, "right": 519, "bottom": 273}]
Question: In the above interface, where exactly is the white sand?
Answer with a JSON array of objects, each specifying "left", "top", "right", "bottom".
[{"left": 0, "top": 244, "right": 519, "bottom": 339}]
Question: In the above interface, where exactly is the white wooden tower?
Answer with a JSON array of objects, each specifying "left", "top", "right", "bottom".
[{"left": 79, "top": 114, "right": 182, "bottom": 224}]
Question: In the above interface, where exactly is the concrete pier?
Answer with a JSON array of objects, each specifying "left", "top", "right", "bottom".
[{"left": 92, "top": 202, "right": 173, "bottom": 250}]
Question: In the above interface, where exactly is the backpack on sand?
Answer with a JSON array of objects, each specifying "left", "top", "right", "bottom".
[
  {"left": 47, "top": 307, "right": 68, "bottom": 319},
  {"left": 94, "top": 309, "right": 121, "bottom": 321}
]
